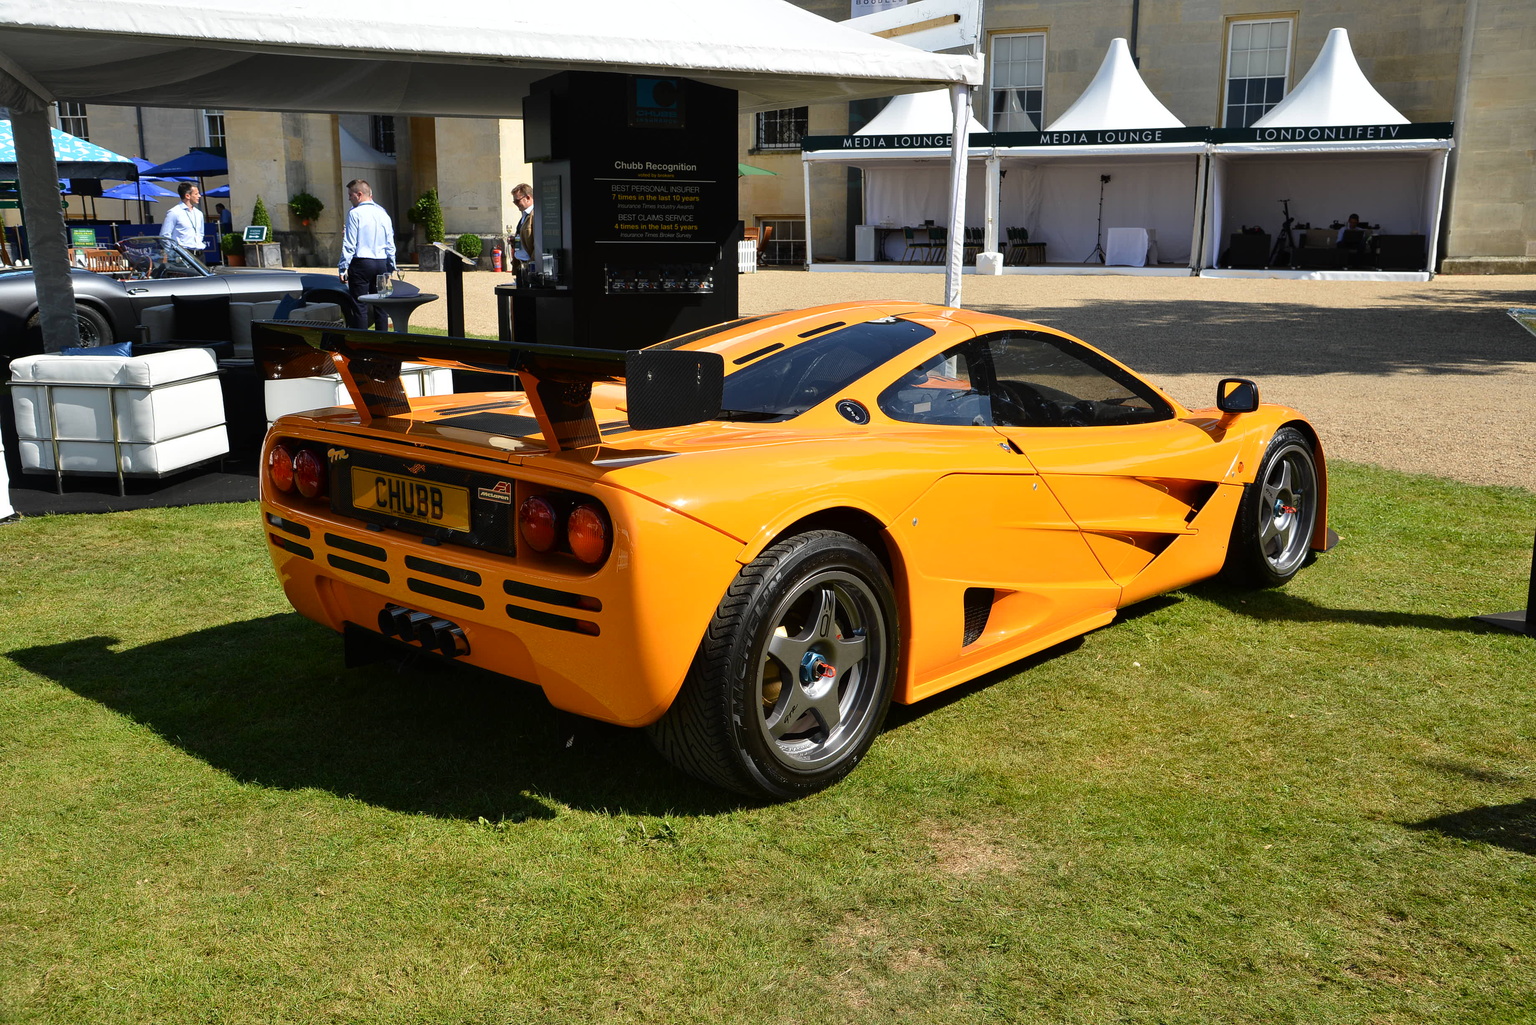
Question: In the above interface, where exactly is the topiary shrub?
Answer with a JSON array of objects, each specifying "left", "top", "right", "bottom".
[
  {"left": 408, "top": 188, "right": 445, "bottom": 244},
  {"left": 220, "top": 232, "right": 241, "bottom": 255},
  {"left": 251, "top": 196, "right": 274, "bottom": 235},
  {"left": 455, "top": 232, "right": 482, "bottom": 259}
]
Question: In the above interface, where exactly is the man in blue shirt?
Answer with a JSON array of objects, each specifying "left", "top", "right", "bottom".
[
  {"left": 159, "top": 182, "right": 205, "bottom": 252},
  {"left": 338, "top": 179, "right": 396, "bottom": 328}
]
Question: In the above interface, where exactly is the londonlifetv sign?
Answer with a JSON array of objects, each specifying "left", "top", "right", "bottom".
[{"left": 1209, "top": 121, "right": 1453, "bottom": 143}]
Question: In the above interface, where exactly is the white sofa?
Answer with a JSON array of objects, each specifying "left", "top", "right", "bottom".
[
  {"left": 9, "top": 348, "right": 229, "bottom": 494},
  {"left": 265, "top": 363, "right": 455, "bottom": 424}
]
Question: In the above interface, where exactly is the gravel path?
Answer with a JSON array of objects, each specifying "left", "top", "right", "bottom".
[{"left": 399, "top": 268, "right": 1536, "bottom": 492}]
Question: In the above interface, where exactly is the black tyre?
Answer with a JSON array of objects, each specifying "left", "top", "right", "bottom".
[
  {"left": 27, "top": 305, "right": 114, "bottom": 347},
  {"left": 1223, "top": 426, "right": 1319, "bottom": 587},
  {"left": 648, "top": 530, "right": 898, "bottom": 800}
]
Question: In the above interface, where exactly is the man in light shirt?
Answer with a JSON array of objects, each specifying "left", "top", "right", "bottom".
[
  {"left": 338, "top": 178, "right": 396, "bottom": 328},
  {"left": 159, "top": 182, "right": 205, "bottom": 253}
]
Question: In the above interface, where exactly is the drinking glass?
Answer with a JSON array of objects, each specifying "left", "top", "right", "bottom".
[{"left": 375, "top": 273, "right": 393, "bottom": 297}]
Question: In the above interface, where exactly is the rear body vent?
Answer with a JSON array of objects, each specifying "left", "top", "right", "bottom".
[{"left": 962, "top": 587, "right": 993, "bottom": 646}]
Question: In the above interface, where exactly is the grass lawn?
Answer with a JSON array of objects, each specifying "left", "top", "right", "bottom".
[{"left": 2, "top": 462, "right": 1534, "bottom": 1023}]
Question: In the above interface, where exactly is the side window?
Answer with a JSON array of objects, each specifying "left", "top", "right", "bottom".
[
  {"left": 983, "top": 331, "right": 1172, "bottom": 428},
  {"left": 877, "top": 344, "right": 991, "bottom": 426}
]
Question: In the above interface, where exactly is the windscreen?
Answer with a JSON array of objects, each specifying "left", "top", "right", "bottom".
[{"left": 716, "top": 318, "right": 935, "bottom": 421}]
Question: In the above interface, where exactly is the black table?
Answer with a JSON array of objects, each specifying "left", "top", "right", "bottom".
[{"left": 359, "top": 291, "right": 439, "bottom": 333}]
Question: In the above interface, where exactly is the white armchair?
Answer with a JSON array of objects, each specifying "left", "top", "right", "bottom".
[{"left": 9, "top": 348, "right": 229, "bottom": 494}]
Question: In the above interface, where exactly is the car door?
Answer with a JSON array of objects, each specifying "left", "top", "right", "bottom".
[
  {"left": 977, "top": 329, "right": 1246, "bottom": 595},
  {"left": 874, "top": 341, "right": 1121, "bottom": 698}
]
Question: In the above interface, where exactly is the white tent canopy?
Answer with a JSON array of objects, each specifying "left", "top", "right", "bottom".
[
  {"left": 801, "top": 89, "right": 991, "bottom": 262},
  {"left": 1251, "top": 27, "right": 1407, "bottom": 128},
  {"left": 991, "top": 38, "right": 1207, "bottom": 269},
  {"left": 1203, "top": 28, "right": 1450, "bottom": 279},
  {"left": 0, "top": 0, "right": 982, "bottom": 350},
  {"left": 0, "top": 0, "right": 981, "bottom": 114},
  {"left": 1046, "top": 37, "right": 1182, "bottom": 132}
]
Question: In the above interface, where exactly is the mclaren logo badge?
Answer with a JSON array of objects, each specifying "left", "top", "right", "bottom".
[{"left": 478, "top": 480, "right": 514, "bottom": 504}]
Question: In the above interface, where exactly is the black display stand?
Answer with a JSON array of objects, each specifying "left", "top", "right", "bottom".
[
  {"left": 1474, "top": 531, "right": 1536, "bottom": 637},
  {"left": 515, "top": 71, "right": 738, "bottom": 349}
]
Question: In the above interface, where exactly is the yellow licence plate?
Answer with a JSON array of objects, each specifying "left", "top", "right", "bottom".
[{"left": 351, "top": 468, "right": 472, "bottom": 532}]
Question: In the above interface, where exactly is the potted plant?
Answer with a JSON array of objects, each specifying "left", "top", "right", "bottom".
[
  {"left": 288, "top": 190, "right": 324, "bottom": 228},
  {"left": 245, "top": 195, "right": 283, "bottom": 268},
  {"left": 220, "top": 232, "right": 245, "bottom": 267},
  {"left": 409, "top": 188, "right": 445, "bottom": 271},
  {"left": 455, "top": 231, "right": 482, "bottom": 267}
]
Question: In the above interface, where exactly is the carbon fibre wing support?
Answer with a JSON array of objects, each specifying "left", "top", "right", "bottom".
[{"left": 252, "top": 322, "right": 724, "bottom": 452}]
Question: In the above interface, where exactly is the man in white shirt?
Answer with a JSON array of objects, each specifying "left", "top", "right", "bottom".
[
  {"left": 159, "top": 182, "right": 205, "bottom": 253},
  {"left": 338, "top": 179, "right": 396, "bottom": 328}
]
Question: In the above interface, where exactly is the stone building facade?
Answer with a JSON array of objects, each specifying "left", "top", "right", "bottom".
[{"left": 740, "top": 0, "right": 1535, "bottom": 272}]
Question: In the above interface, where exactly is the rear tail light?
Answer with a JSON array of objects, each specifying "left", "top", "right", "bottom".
[
  {"left": 268, "top": 443, "right": 295, "bottom": 492},
  {"left": 268, "top": 439, "right": 328, "bottom": 502},
  {"left": 518, "top": 495, "right": 558, "bottom": 552},
  {"left": 567, "top": 503, "right": 611, "bottom": 565},
  {"left": 519, "top": 490, "right": 612, "bottom": 567},
  {"left": 293, "top": 448, "right": 327, "bottom": 499}
]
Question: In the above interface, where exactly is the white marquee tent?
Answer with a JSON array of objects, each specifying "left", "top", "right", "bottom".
[
  {"left": 800, "top": 89, "right": 992, "bottom": 265},
  {"left": 987, "top": 38, "right": 1208, "bottom": 272},
  {"left": 1201, "top": 27, "right": 1452, "bottom": 280},
  {"left": 0, "top": 0, "right": 982, "bottom": 349}
]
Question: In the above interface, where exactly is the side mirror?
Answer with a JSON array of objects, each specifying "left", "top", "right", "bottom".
[{"left": 1217, "top": 377, "right": 1260, "bottom": 414}]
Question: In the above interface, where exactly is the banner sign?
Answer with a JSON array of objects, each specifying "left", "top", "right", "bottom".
[
  {"left": 851, "top": 0, "right": 907, "bottom": 14},
  {"left": 802, "top": 133, "right": 971, "bottom": 152},
  {"left": 805, "top": 122, "right": 1452, "bottom": 152},
  {"left": 1209, "top": 122, "right": 1454, "bottom": 144},
  {"left": 984, "top": 127, "right": 1210, "bottom": 147}
]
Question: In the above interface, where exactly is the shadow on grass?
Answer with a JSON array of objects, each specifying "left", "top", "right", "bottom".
[
  {"left": 1405, "top": 799, "right": 1536, "bottom": 856},
  {"left": 1189, "top": 580, "right": 1492, "bottom": 634},
  {"left": 10, "top": 614, "right": 747, "bottom": 821}
]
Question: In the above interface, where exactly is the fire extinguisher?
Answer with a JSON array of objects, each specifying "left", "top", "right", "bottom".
[{"left": 491, "top": 246, "right": 503, "bottom": 272}]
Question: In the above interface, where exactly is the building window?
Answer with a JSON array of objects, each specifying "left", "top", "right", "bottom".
[
  {"left": 758, "top": 218, "right": 804, "bottom": 265},
  {"left": 56, "top": 102, "right": 88, "bottom": 140},
  {"left": 202, "top": 109, "right": 226, "bottom": 150},
  {"left": 755, "top": 108, "right": 807, "bottom": 151},
  {"left": 371, "top": 115, "right": 397, "bottom": 156},
  {"left": 989, "top": 32, "right": 1045, "bottom": 132},
  {"left": 1224, "top": 18, "right": 1292, "bottom": 127}
]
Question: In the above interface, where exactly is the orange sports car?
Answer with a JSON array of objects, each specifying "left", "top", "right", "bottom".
[{"left": 256, "top": 301, "right": 1331, "bottom": 800}]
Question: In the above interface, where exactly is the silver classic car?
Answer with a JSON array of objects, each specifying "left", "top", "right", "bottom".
[{"left": 0, "top": 236, "right": 351, "bottom": 357}]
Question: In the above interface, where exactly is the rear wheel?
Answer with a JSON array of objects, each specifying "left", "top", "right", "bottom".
[
  {"left": 1224, "top": 426, "right": 1318, "bottom": 587},
  {"left": 648, "top": 530, "right": 898, "bottom": 800}
]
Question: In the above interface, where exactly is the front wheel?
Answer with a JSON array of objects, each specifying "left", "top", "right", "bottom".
[
  {"left": 648, "top": 530, "right": 898, "bottom": 800},
  {"left": 27, "top": 304, "right": 114, "bottom": 347},
  {"left": 1223, "top": 426, "right": 1319, "bottom": 587}
]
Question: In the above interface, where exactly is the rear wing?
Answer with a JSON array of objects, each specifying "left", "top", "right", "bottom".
[{"left": 252, "top": 321, "right": 723, "bottom": 452}]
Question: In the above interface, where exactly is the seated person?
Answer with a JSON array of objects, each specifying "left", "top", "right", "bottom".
[{"left": 1336, "top": 213, "right": 1367, "bottom": 249}]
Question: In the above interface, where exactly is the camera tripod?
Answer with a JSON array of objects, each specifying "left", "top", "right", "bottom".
[
  {"left": 1269, "top": 198, "right": 1296, "bottom": 268},
  {"left": 1084, "top": 174, "right": 1110, "bottom": 264}
]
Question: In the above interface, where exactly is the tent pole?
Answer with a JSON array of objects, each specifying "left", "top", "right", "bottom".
[
  {"left": 8, "top": 104, "right": 80, "bottom": 351},
  {"left": 983, "top": 154, "right": 1000, "bottom": 256},
  {"left": 1189, "top": 151, "right": 1208, "bottom": 274},
  {"left": 802, "top": 154, "right": 813, "bottom": 270},
  {"left": 943, "top": 83, "right": 969, "bottom": 308}
]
